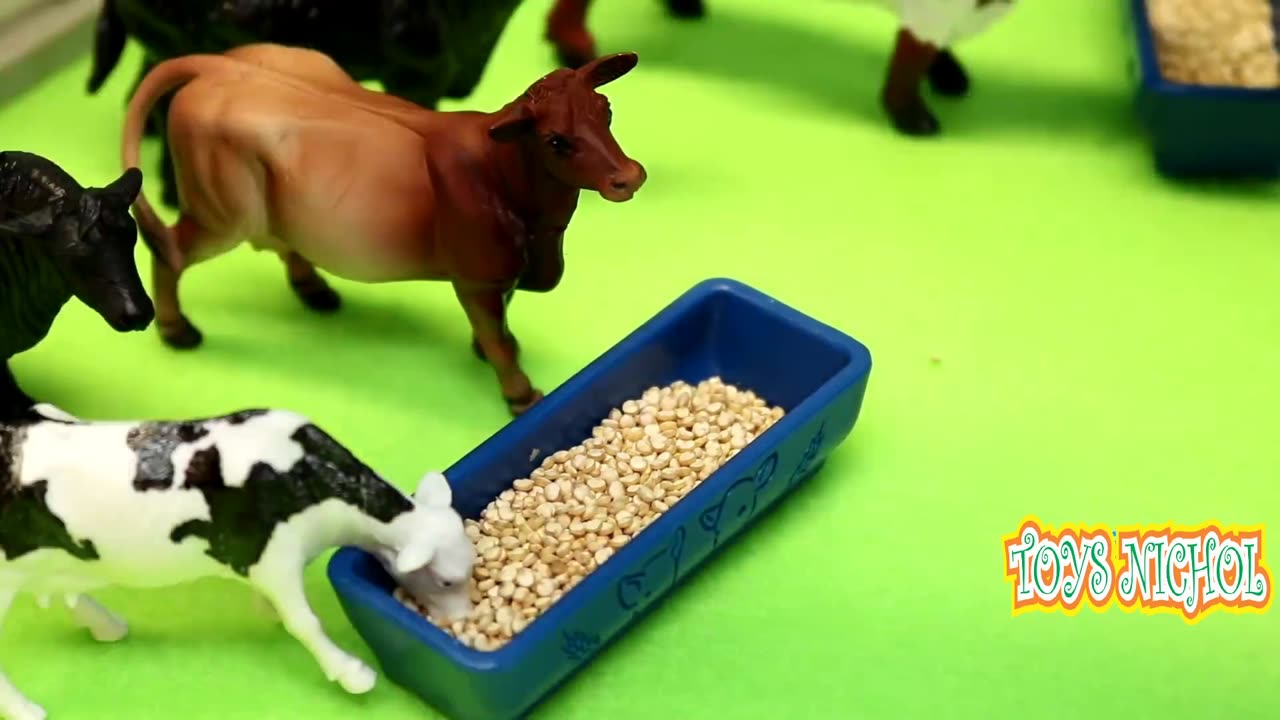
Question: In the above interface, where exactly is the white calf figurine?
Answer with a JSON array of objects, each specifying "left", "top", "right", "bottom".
[{"left": 0, "top": 404, "right": 476, "bottom": 720}]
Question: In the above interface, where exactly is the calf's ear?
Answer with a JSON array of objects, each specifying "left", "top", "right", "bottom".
[
  {"left": 488, "top": 102, "right": 535, "bottom": 143},
  {"left": 414, "top": 471, "right": 453, "bottom": 508},
  {"left": 105, "top": 167, "right": 143, "bottom": 204},
  {"left": 580, "top": 52, "right": 638, "bottom": 88},
  {"left": 395, "top": 541, "right": 436, "bottom": 575}
]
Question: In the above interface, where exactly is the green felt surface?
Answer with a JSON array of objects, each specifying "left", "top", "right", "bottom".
[{"left": 1, "top": 0, "right": 1278, "bottom": 718}]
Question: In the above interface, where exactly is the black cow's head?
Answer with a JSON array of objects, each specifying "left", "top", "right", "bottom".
[{"left": 50, "top": 168, "right": 154, "bottom": 332}]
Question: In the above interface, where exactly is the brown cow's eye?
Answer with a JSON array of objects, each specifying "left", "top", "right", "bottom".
[{"left": 547, "top": 134, "right": 573, "bottom": 156}]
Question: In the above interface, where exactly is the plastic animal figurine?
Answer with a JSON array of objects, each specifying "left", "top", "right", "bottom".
[
  {"left": 0, "top": 151, "right": 153, "bottom": 421},
  {"left": 87, "top": 0, "right": 524, "bottom": 208},
  {"left": 120, "top": 43, "right": 647, "bottom": 416},
  {"left": 0, "top": 403, "right": 476, "bottom": 720},
  {"left": 546, "top": 0, "right": 1017, "bottom": 135}
]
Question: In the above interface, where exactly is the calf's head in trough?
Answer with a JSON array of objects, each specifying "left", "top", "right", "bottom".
[
  {"left": 50, "top": 168, "right": 154, "bottom": 332},
  {"left": 387, "top": 471, "right": 477, "bottom": 622},
  {"left": 488, "top": 52, "right": 647, "bottom": 203}
]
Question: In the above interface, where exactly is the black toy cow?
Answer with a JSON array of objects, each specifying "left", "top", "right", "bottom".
[
  {"left": 86, "top": 0, "right": 524, "bottom": 208},
  {"left": 0, "top": 151, "right": 154, "bottom": 420}
]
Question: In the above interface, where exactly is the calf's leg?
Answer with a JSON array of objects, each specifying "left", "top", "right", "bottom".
[
  {"left": 454, "top": 284, "right": 542, "bottom": 415},
  {"left": 65, "top": 595, "right": 128, "bottom": 643},
  {"left": 280, "top": 252, "right": 341, "bottom": 312},
  {"left": 249, "top": 561, "right": 375, "bottom": 694},
  {"left": 546, "top": 0, "right": 596, "bottom": 68},
  {"left": 0, "top": 589, "right": 47, "bottom": 720},
  {"left": 882, "top": 28, "right": 941, "bottom": 136}
]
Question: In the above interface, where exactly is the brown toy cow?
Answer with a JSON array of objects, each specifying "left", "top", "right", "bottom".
[{"left": 121, "top": 43, "right": 647, "bottom": 415}]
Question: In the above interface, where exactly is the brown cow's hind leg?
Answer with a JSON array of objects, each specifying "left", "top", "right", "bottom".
[
  {"left": 882, "top": 28, "right": 941, "bottom": 136},
  {"left": 454, "top": 284, "right": 542, "bottom": 415},
  {"left": 150, "top": 215, "right": 220, "bottom": 349},
  {"left": 281, "top": 252, "right": 341, "bottom": 312}
]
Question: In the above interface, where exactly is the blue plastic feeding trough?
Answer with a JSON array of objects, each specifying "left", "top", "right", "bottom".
[
  {"left": 327, "top": 277, "right": 872, "bottom": 720},
  {"left": 1129, "top": 0, "right": 1280, "bottom": 178}
]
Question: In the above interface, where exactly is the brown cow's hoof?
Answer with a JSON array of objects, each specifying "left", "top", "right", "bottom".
[
  {"left": 294, "top": 283, "right": 342, "bottom": 313},
  {"left": 928, "top": 50, "right": 969, "bottom": 97},
  {"left": 666, "top": 0, "right": 706, "bottom": 18},
  {"left": 160, "top": 320, "right": 203, "bottom": 350},
  {"left": 507, "top": 389, "right": 545, "bottom": 416},
  {"left": 885, "top": 99, "right": 941, "bottom": 136}
]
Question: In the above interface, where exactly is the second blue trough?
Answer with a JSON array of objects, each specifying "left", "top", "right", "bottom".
[{"left": 328, "top": 277, "right": 873, "bottom": 720}]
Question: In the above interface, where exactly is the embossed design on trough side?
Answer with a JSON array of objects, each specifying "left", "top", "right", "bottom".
[
  {"left": 560, "top": 630, "right": 602, "bottom": 662},
  {"left": 786, "top": 422, "right": 826, "bottom": 490},
  {"left": 616, "top": 526, "right": 687, "bottom": 613},
  {"left": 699, "top": 452, "right": 779, "bottom": 548}
]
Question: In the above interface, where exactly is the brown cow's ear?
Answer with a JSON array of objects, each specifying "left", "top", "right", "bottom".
[
  {"left": 580, "top": 52, "right": 638, "bottom": 88},
  {"left": 488, "top": 103, "right": 535, "bottom": 143}
]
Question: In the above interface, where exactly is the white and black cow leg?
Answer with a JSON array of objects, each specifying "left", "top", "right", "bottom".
[
  {"left": 0, "top": 590, "right": 48, "bottom": 720},
  {"left": 249, "top": 567, "right": 376, "bottom": 694},
  {"left": 65, "top": 594, "right": 128, "bottom": 643}
]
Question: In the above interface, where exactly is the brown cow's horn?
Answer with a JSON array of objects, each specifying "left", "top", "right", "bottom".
[{"left": 579, "top": 52, "right": 639, "bottom": 88}]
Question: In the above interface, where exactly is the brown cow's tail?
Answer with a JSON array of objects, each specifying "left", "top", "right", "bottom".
[{"left": 121, "top": 54, "right": 236, "bottom": 270}]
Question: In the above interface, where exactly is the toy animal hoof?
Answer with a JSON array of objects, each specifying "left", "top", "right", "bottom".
[
  {"left": 90, "top": 619, "right": 129, "bottom": 643},
  {"left": 336, "top": 659, "right": 377, "bottom": 694},
  {"left": 507, "top": 389, "right": 544, "bottom": 416},
  {"left": 160, "top": 320, "right": 203, "bottom": 349},
  {"left": 886, "top": 102, "right": 941, "bottom": 136},
  {"left": 666, "top": 0, "right": 706, "bottom": 18},
  {"left": 928, "top": 51, "right": 969, "bottom": 97},
  {"left": 295, "top": 285, "right": 342, "bottom": 313}
]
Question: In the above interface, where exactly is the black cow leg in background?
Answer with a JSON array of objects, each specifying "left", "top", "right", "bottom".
[
  {"left": 666, "top": 0, "right": 706, "bottom": 18},
  {"left": 159, "top": 134, "right": 179, "bottom": 209},
  {"left": 0, "top": 361, "right": 34, "bottom": 421},
  {"left": 927, "top": 49, "right": 969, "bottom": 96},
  {"left": 382, "top": 71, "right": 450, "bottom": 111}
]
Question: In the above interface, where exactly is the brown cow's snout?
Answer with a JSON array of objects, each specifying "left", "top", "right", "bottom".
[{"left": 601, "top": 160, "right": 646, "bottom": 202}]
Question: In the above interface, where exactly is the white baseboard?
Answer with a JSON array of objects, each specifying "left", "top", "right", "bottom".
[{"left": 0, "top": 0, "right": 99, "bottom": 106}]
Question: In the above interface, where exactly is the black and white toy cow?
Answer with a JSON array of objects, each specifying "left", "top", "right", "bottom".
[{"left": 0, "top": 404, "right": 475, "bottom": 720}]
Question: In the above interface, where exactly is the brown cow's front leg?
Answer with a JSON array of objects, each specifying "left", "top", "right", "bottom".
[
  {"left": 454, "top": 284, "right": 542, "bottom": 415},
  {"left": 546, "top": 0, "right": 596, "bottom": 69},
  {"left": 152, "top": 260, "right": 202, "bottom": 349},
  {"left": 280, "top": 252, "right": 341, "bottom": 312},
  {"left": 882, "top": 28, "right": 941, "bottom": 136}
]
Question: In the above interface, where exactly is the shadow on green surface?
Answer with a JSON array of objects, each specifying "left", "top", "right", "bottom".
[{"left": 602, "top": 7, "right": 1131, "bottom": 140}]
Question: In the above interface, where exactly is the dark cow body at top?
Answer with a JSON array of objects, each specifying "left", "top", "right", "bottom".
[
  {"left": 88, "top": 0, "right": 524, "bottom": 207},
  {"left": 0, "top": 151, "right": 154, "bottom": 421}
]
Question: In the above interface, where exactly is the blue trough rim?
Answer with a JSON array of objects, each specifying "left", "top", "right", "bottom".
[{"left": 328, "top": 276, "right": 872, "bottom": 673}]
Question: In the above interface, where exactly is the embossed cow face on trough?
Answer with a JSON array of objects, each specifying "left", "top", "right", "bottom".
[
  {"left": 390, "top": 471, "right": 477, "bottom": 622},
  {"left": 27, "top": 168, "right": 153, "bottom": 332},
  {"left": 616, "top": 526, "right": 686, "bottom": 613},
  {"left": 699, "top": 453, "right": 778, "bottom": 548},
  {"left": 488, "top": 52, "right": 647, "bottom": 203}
]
